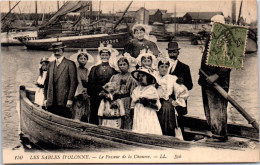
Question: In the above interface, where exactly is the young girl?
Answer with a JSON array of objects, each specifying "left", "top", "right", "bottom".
[
  {"left": 98, "top": 82, "right": 125, "bottom": 129},
  {"left": 35, "top": 57, "right": 49, "bottom": 106},
  {"left": 155, "top": 57, "right": 189, "bottom": 137},
  {"left": 136, "top": 49, "right": 157, "bottom": 73},
  {"left": 109, "top": 56, "right": 138, "bottom": 129},
  {"left": 130, "top": 68, "right": 162, "bottom": 135}
]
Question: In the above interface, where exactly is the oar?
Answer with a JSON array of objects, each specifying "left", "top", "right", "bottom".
[{"left": 199, "top": 69, "right": 259, "bottom": 132}]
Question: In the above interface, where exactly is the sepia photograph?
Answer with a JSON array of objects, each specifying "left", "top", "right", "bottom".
[{"left": 1, "top": 0, "right": 259, "bottom": 163}]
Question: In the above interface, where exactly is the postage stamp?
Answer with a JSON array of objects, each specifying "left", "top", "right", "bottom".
[{"left": 207, "top": 22, "right": 248, "bottom": 69}]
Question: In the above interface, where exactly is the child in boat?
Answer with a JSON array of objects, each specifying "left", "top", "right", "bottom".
[
  {"left": 98, "top": 82, "right": 125, "bottom": 129},
  {"left": 35, "top": 57, "right": 49, "bottom": 107},
  {"left": 130, "top": 68, "right": 162, "bottom": 135},
  {"left": 136, "top": 49, "right": 157, "bottom": 73}
]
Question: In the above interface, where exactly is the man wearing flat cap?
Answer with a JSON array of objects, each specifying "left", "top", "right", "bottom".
[
  {"left": 167, "top": 41, "right": 193, "bottom": 139},
  {"left": 44, "top": 42, "right": 78, "bottom": 118}
]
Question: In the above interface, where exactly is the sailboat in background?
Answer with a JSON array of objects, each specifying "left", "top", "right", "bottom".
[
  {"left": 235, "top": 0, "right": 258, "bottom": 53},
  {"left": 17, "top": 1, "right": 131, "bottom": 51},
  {"left": 1, "top": 1, "right": 37, "bottom": 46}
]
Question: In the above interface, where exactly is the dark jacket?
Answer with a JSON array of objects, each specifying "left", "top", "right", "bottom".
[
  {"left": 44, "top": 58, "right": 78, "bottom": 107},
  {"left": 123, "top": 38, "right": 160, "bottom": 58},
  {"left": 198, "top": 38, "right": 231, "bottom": 89},
  {"left": 170, "top": 61, "right": 193, "bottom": 116},
  {"left": 170, "top": 61, "right": 193, "bottom": 90}
]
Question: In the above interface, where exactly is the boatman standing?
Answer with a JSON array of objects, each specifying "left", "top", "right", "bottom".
[
  {"left": 167, "top": 41, "right": 193, "bottom": 139},
  {"left": 198, "top": 15, "right": 231, "bottom": 142},
  {"left": 44, "top": 42, "right": 78, "bottom": 118}
]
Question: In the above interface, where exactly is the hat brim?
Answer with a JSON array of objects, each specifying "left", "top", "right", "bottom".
[
  {"left": 131, "top": 70, "right": 156, "bottom": 85},
  {"left": 166, "top": 48, "right": 181, "bottom": 50},
  {"left": 48, "top": 45, "right": 67, "bottom": 51},
  {"left": 40, "top": 60, "right": 50, "bottom": 64}
]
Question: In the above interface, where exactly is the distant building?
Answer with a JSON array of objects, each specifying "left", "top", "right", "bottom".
[
  {"left": 148, "top": 9, "right": 166, "bottom": 24},
  {"left": 162, "top": 13, "right": 173, "bottom": 23},
  {"left": 115, "top": 8, "right": 167, "bottom": 24},
  {"left": 182, "top": 12, "right": 224, "bottom": 23}
]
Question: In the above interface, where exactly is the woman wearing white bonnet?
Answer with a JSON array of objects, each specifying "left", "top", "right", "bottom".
[
  {"left": 88, "top": 44, "right": 117, "bottom": 125},
  {"left": 123, "top": 24, "right": 160, "bottom": 58}
]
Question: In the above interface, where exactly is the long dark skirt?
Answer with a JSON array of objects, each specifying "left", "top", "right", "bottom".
[
  {"left": 157, "top": 99, "right": 177, "bottom": 136},
  {"left": 121, "top": 97, "right": 133, "bottom": 130},
  {"left": 72, "top": 95, "right": 91, "bottom": 122}
]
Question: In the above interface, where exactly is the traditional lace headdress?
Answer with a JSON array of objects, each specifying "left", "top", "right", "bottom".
[
  {"left": 69, "top": 48, "right": 94, "bottom": 68},
  {"left": 132, "top": 23, "right": 157, "bottom": 42},
  {"left": 136, "top": 48, "right": 158, "bottom": 70}
]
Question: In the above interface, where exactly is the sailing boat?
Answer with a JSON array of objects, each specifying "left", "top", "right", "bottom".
[
  {"left": 17, "top": 1, "right": 131, "bottom": 51},
  {"left": 1, "top": 1, "right": 37, "bottom": 46},
  {"left": 236, "top": 0, "right": 257, "bottom": 53}
]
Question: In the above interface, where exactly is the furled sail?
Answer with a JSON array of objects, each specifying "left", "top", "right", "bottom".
[{"left": 41, "top": 1, "right": 90, "bottom": 27}]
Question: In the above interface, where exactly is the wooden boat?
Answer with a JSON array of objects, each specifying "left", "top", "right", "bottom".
[
  {"left": 150, "top": 23, "right": 174, "bottom": 42},
  {"left": 17, "top": 32, "right": 130, "bottom": 51},
  {"left": 1, "top": 30, "right": 37, "bottom": 46},
  {"left": 19, "top": 85, "right": 259, "bottom": 150}
]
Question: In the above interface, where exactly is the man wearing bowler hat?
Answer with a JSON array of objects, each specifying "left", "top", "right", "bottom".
[
  {"left": 44, "top": 42, "right": 78, "bottom": 118},
  {"left": 167, "top": 41, "right": 193, "bottom": 139}
]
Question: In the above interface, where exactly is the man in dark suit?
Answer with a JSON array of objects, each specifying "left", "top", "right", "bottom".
[
  {"left": 44, "top": 42, "right": 78, "bottom": 118},
  {"left": 167, "top": 41, "right": 193, "bottom": 139}
]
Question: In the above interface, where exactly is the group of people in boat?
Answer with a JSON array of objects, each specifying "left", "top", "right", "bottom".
[{"left": 35, "top": 15, "right": 230, "bottom": 142}]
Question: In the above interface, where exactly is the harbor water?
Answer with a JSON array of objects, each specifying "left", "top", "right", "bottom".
[{"left": 1, "top": 41, "right": 258, "bottom": 150}]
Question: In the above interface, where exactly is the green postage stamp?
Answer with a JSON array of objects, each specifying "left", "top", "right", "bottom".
[{"left": 207, "top": 22, "right": 248, "bottom": 69}]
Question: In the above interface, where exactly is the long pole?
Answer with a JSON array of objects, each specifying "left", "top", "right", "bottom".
[
  {"left": 199, "top": 69, "right": 259, "bottom": 132},
  {"left": 231, "top": 0, "right": 236, "bottom": 24},
  {"left": 2, "top": 1, "right": 21, "bottom": 21},
  {"left": 98, "top": 0, "right": 101, "bottom": 20},
  {"left": 9, "top": 1, "right": 11, "bottom": 11},
  {"left": 174, "top": 2, "right": 177, "bottom": 34},
  {"left": 113, "top": 0, "right": 133, "bottom": 29},
  {"left": 57, "top": 1, "right": 60, "bottom": 10},
  {"left": 35, "top": 0, "right": 38, "bottom": 26},
  {"left": 237, "top": 0, "right": 243, "bottom": 25}
]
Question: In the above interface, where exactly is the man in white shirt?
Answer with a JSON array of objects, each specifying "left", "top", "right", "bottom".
[
  {"left": 44, "top": 42, "right": 78, "bottom": 118},
  {"left": 167, "top": 41, "right": 193, "bottom": 140}
]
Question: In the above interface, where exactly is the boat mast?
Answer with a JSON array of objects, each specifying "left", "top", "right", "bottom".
[
  {"left": 231, "top": 0, "right": 236, "bottom": 24},
  {"left": 98, "top": 0, "right": 101, "bottom": 20},
  {"left": 90, "top": 1, "right": 92, "bottom": 22},
  {"left": 35, "top": 0, "right": 38, "bottom": 26},
  {"left": 9, "top": 1, "right": 11, "bottom": 11},
  {"left": 1, "top": 1, "right": 21, "bottom": 22},
  {"left": 57, "top": 1, "right": 60, "bottom": 10},
  {"left": 174, "top": 2, "right": 177, "bottom": 35},
  {"left": 237, "top": 0, "right": 243, "bottom": 25}
]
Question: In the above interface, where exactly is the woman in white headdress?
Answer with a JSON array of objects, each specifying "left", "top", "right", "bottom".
[
  {"left": 106, "top": 56, "right": 138, "bottom": 129},
  {"left": 88, "top": 44, "right": 117, "bottom": 125},
  {"left": 69, "top": 49, "right": 94, "bottom": 122},
  {"left": 123, "top": 24, "right": 160, "bottom": 58}
]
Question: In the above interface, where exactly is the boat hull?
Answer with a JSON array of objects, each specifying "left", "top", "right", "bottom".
[
  {"left": 19, "top": 86, "right": 191, "bottom": 150},
  {"left": 19, "top": 86, "right": 258, "bottom": 150},
  {"left": 18, "top": 32, "right": 130, "bottom": 51},
  {"left": 1, "top": 31, "right": 37, "bottom": 46}
]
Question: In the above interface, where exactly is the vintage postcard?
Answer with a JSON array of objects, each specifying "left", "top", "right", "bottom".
[{"left": 1, "top": 0, "right": 259, "bottom": 164}]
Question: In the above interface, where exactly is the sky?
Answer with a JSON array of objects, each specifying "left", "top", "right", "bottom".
[{"left": 0, "top": 0, "right": 257, "bottom": 22}]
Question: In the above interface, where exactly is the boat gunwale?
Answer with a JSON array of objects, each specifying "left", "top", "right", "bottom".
[
  {"left": 20, "top": 86, "right": 259, "bottom": 150},
  {"left": 18, "top": 32, "right": 129, "bottom": 43}
]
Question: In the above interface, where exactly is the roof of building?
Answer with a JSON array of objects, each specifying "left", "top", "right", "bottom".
[{"left": 184, "top": 12, "right": 224, "bottom": 20}]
